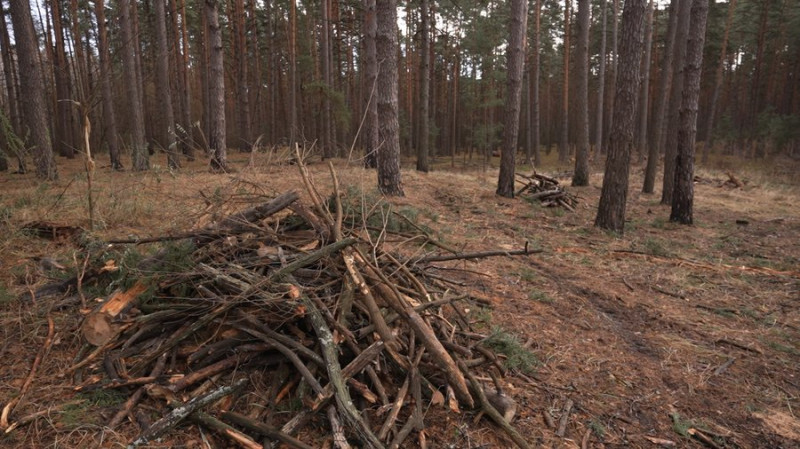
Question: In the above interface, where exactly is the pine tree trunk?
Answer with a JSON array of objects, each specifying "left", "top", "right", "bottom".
[
  {"left": 94, "top": 0, "right": 122, "bottom": 170},
  {"left": 670, "top": 0, "right": 708, "bottom": 224},
  {"left": 155, "top": 0, "right": 179, "bottom": 169},
  {"left": 572, "top": 0, "right": 591, "bottom": 186},
  {"left": 661, "top": 0, "right": 692, "bottom": 204},
  {"left": 120, "top": 0, "right": 148, "bottom": 170},
  {"left": 559, "top": 0, "right": 571, "bottom": 163},
  {"left": 643, "top": 0, "right": 678, "bottom": 193},
  {"left": 0, "top": 1, "right": 23, "bottom": 172},
  {"left": 497, "top": 0, "right": 529, "bottom": 197},
  {"left": 595, "top": 0, "right": 647, "bottom": 233},
  {"left": 363, "top": 0, "right": 378, "bottom": 168},
  {"left": 9, "top": 0, "right": 58, "bottom": 180},
  {"left": 50, "top": 0, "right": 75, "bottom": 159},
  {"left": 636, "top": 0, "right": 654, "bottom": 163},
  {"left": 532, "top": 0, "right": 542, "bottom": 165},
  {"left": 702, "top": 0, "right": 736, "bottom": 163},
  {"left": 206, "top": 0, "right": 228, "bottom": 171},
  {"left": 594, "top": 0, "right": 607, "bottom": 157},
  {"left": 234, "top": 0, "right": 251, "bottom": 150},
  {"left": 321, "top": 0, "right": 333, "bottom": 159},
  {"left": 289, "top": 0, "right": 297, "bottom": 149},
  {"left": 376, "top": 0, "right": 403, "bottom": 196},
  {"left": 416, "top": 0, "right": 431, "bottom": 172}
]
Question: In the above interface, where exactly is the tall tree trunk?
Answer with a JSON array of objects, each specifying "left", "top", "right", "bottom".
[
  {"left": 661, "top": 0, "right": 692, "bottom": 204},
  {"left": 288, "top": 0, "right": 297, "bottom": 149},
  {"left": 416, "top": 0, "right": 431, "bottom": 172},
  {"left": 595, "top": 0, "right": 647, "bottom": 233},
  {"left": 497, "top": 0, "right": 529, "bottom": 197},
  {"left": 572, "top": 0, "right": 591, "bottom": 186},
  {"left": 670, "top": 0, "right": 708, "bottom": 223},
  {"left": 321, "top": 0, "right": 333, "bottom": 158},
  {"left": 362, "top": 0, "right": 378, "bottom": 168},
  {"left": 0, "top": 1, "right": 23, "bottom": 172},
  {"left": 376, "top": 0, "right": 403, "bottom": 196},
  {"left": 603, "top": 0, "right": 619, "bottom": 153},
  {"left": 702, "top": 0, "right": 736, "bottom": 163},
  {"left": 636, "top": 0, "right": 654, "bottom": 163},
  {"left": 234, "top": 0, "right": 251, "bottom": 150},
  {"left": 205, "top": 0, "right": 228, "bottom": 171},
  {"left": 94, "top": 0, "right": 122, "bottom": 170},
  {"left": 9, "top": 0, "right": 58, "bottom": 180},
  {"left": 594, "top": 0, "right": 607, "bottom": 157},
  {"left": 199, "top": 5, "right": 211, "bottom": 151},
  {"left": 532, "top": 0, "right": 542, "bottom": 165},
  {"left": 69, "top": 0, "right": 89, "bottom": 102},
  {"left": 170, "top": 0, "right": 193, "bottom": 160},
  {"left": 248, "top": 0, "right": 261, "bottom": 139},
  {"left": 559, "top": 0, "right": 571, "bottom": 163},
  {"left": 120, "top": 0, "right": 148, "bottom": 170},
  {"left": 50, "top": 0, "right": 75, "bottom": 158},
  {"left": 155, "top": 0, "right": 179, "bottom": 169},
  {"left": 643, "top": 0, "right": 678, "bottom": 193}
]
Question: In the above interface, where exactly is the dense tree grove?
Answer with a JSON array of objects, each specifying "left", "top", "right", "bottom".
[{"left": 0, "top": 0, "right": 797, "bottom": 202}]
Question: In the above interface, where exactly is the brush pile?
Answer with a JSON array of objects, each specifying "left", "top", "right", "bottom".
[
  {"left": 515, "top": 172, "right": 578, "bottom": 211},
  {"left": 50, "top": 166, "right": 535, "bottom": 448}
]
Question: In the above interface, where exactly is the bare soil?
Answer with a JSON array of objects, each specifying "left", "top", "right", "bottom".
[{"left": 1, "top": 151, "right": 798, "bottom": 448}]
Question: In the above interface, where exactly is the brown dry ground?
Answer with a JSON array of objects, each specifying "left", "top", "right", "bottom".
[{"left": 0, "top": 150, "right": 798, "bottom": 448}]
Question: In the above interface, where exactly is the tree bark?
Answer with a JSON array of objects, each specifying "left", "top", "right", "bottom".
[
  {"left": 288, "top": 0, "right": 297, "bottom": 150},
  {"left": 670, "top": 0, "right": 708, "bottom": 224},
  {"left": 376, "top": 0, "right": 403, "bottom": 196},
  {"left": 0, "top": 1, "right": 24, "bottom": 172},
  {"left": 702, "top": 0, "right": 736, "bottom": 163},
  {"left": 496, "top": 0, "right": 529, "bottom": 197},
  {"left": 595, "top": 0, "right": 647, "bottom": 233},
  {"left": 636, "top": 0, "right": 654, "bottom": 163},
  {"left": 9, "top": 0, "right": 58, "bottom": 180},
  {"left": 572, "top": 0, "right": 591, "bottom": 186},
  {"left": 532, "top": 0, "right": 542, "bottom": 165},
  {"left": 362, "top": 0, "right": 378, "bottom": 168},
  {"left": 205, "top": 0, "right": 228, "bottom": 171},
  {"left": 120, "top": 0, "right": 148, "bottom": 170},
  {"left": 94, "top": 0, "right": 122, "bottom": 170},
  {"left": 321, "top": 0, "right": 334, "bottom": 159},
  {"left": 643, "top": 0, "right": 678, "bottom": 193},
  {"left": 154, "top": 0, "right": 179, "bottom": 169},
  {"left": 234, "top": 0, "right": 251, "bottom": 150},
  {"left": 594, "top": 0, "right": 607, "bottom": 157},
  {"left": 661, "top": 0, "right": 691, "bottom": 204},
  {"left": 416, "top": 0, "right": 431, "bottom": 173},
  {"left": 49, "top": 0, "right": 76, "bottom": 159},
  {"left": 559, "top": 0, "right": 571, "bottom": 163}
]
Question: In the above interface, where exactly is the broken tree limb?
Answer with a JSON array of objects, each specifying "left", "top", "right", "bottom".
[
  {"left": 457, "top": 360, "right": 532, "bottom": 449},
  {"left": 413, "top": 243, "right": 541, "bottom": 264},
  {"left": 190, "top": 411, "right": 263, "bottom": 449},
  {"left": 222, "top": 411, "right": 315, "bottom": 449},
  {"left": 127, "top": 378, "right": 247, "bottom": 448}
]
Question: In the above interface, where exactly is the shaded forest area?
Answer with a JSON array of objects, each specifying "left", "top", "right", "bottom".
[
  {"left": 1, "top": 0, "right": 800, "bottom": 448},
  {"left": 1, "top": 0, "right": 798, "bottom": 179}
]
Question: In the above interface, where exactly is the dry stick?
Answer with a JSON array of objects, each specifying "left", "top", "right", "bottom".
[
  {"left": 457, "top": 360, "right": 532, "bottom": 449},
  {"left": 388, "top": 350, "right": 426, "bottom": 449},
  {"left": 327, "top": 405, "right": 352, "bottom": 449},
  {"left": 3, "top": 399, "right": 85, "bottom": 434},
  {"left": 222, "top": 411, "right": 315, "bottom": 449},
  {"left": 295, "top": 144, "right": 334, "bottom": 227},
  {"left": 190, "top": 411, "right": 263, "bottom": 449},
  {"left": 302, "top": 291, "right": 385, "bottom": 449},
  {"left": 236, "top": 312, "right": 324, "bottom": 366},
  {"left": 356, "top": 248, "right": 474, "bottom": 408},
  {"left": 328, "top": 161, "right": 343, "bottom": 241},
  {"left": 413, "top": 244, "right": 540, "bottom": 264},
  {"left": 556, "top": 399, "right": 574, "bottom": 437},
  {"left": 127, "top": 378, "right": 247, "bottom": 449},
  {"left": 0, "top": 316, "right": 54, "bottom": 430},
  {"left": 109, "top": 353, "right": 169, "bottom": 428},
  {"left": 688, "top": 428, "right": 723, "bottom": 449},
  {"left": 581, "top": 428, "right": 591, "bottom": 449},
  {"left": 170, "top": 352, "right": 255, "bottom": 392},
  {"left": 343, "top": 250, "right": 394, "bottom": 343},
  {"left": 379, "top": 375, "right": 410, "bottom": 441},
  {"left": 237, "top": 326, "right": 324, "bottom": 396}
]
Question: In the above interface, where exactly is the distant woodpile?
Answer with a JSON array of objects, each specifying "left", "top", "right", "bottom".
[{"left": 516, "top": 172, "right": 579, "bottom": 211}]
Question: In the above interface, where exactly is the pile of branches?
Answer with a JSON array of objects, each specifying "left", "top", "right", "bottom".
[
  {"left": 47, "top": 166, "right": 536, "bottom": 448},
  {"left": 515, "top": 172, "right": 578, "bottom": 211}
]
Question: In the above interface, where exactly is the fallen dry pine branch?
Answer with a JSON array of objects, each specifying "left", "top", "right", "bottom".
[
  {"left": 46, "top": 165, "right": 538, "bottom": 448},
  {"left": 515, "top": 172, "right": 579, "bottom": 210}
]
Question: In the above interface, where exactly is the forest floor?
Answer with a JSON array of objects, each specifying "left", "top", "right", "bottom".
[{"left": 0, "top": 150, "right": 798, "bottom": 448}]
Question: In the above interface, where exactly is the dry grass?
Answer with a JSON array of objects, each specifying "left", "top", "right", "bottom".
[{"left": 1, "top": 150, "right": 798, "bottom": 447}]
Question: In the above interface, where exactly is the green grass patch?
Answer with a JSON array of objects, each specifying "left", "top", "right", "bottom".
[
  {"left": 484, "top": 328, "right": 539, "bottom": 374},
  {"left": 528, "top": 289, "right": 554, "bottom": 303}
]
